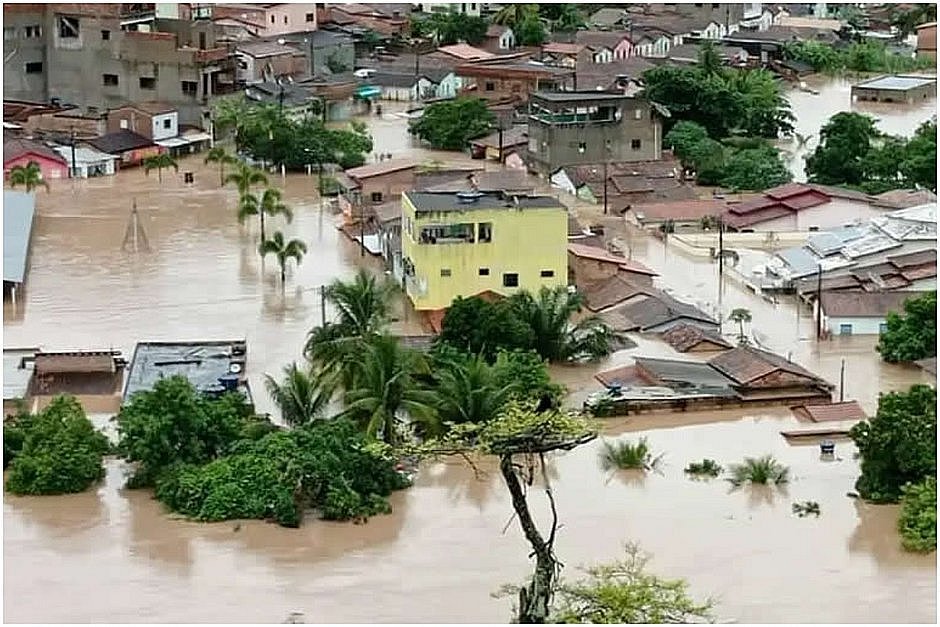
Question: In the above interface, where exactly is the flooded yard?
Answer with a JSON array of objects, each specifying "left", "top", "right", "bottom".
[{"left": 3, "top": 89, "right": 935, "bottom": 623}]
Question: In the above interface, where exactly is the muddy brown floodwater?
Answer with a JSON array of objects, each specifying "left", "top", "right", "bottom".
[{"left": 4, "top": 100, "right": 936, "bottom": 623}]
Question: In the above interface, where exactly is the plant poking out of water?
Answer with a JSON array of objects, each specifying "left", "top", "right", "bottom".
[
  {"left": 727, "top": 455, "right": 789, "bottom": 487},
  {"left": 600, "top": 438, "right": 663, "bottom": 472},
  {"left": 142, "top": 152, "right": 179, "bottom": 183},
  {"left": 259, "top": 230, "right": 307, "bottom": 285},
  {"left": 8, "top": 161, "right": 49, "bottom": 192},
  {"left": 685, "top": 458, "right": 723, "bottom": 478},
  {"left": 239, "top": 187, "right": 293, "bottom": 241},
  {"left": 792, "top": 500, "right": 821, "bottom": 517},
  {"left": 204, "top": 146, "right": 237, "bottom": 187}
]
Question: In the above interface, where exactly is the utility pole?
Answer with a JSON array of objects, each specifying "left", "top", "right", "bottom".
[
  {"left": 320, "top": 286, "right": 327, "bottom": 326},
  {"left": 498, "top": 120, "right": 504, "bottom": 165},
  {"left": 717, "top": 215, "right": 724, "bottom": 333},
  {"left": 839, "top": 358, "right": 845, "bottom": 402},
  {"left": 359, "top": 194, "right": 365, "bottom": 257},
  {"left": 815, "top": 263, "right": 823, "bottom": 341},
  {"left": 69, "top": 126, "right": 77, "bottom": 178},
  {"left": 602, "top": 160, "right": 608, "bottom": 215}
]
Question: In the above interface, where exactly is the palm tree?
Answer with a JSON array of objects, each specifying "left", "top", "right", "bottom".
[
  {"left": 600, "top": 438, "right": 663, "bottom": 471},
  {"left": 259, "top": 230, "right": 307, "bottom": 285},
  {"left": 727, "top": 455, "right": 789, "bottom": 487},
  {"left": 728, "top": 308, "right": 753, "bottom": 345},
  {"left": 225, "top": 161, "right": 268, "bottom": 196},
  {"left": 509, "top": 286, "right": 626, "bottom": 362},
  {"left": 204, "top": 146, "right": 237, "bottom": 187},
  {"left": 492, "top": 3, "right": 538, "bottom": 26},
  {"left": 340, "top": 335, "right": 438, "bottom": 445},
  {"left": 264, "top": 362, "right": 334, "bottom": 427},
  {"left": 143, "top": 152, "right": 179, "bottom": 183},
  {"left": 435, "top": 355, "right": 518, "bottom": 426},
  {"left": 8, "top": 161, "right": 49, "bottom": 192},
  {"left": 238, "top": 187, "right": 293, "bottom": 241}
]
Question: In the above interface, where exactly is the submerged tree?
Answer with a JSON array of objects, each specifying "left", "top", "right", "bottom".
[
  {"left": 264, "top": 362, "right": 335, "bottom": 427},
  {"left": 204, "top": 146, "right": 237, "bottom": 187},
  {"left": 876, "top": 291, "right": 937, "bottom": 363},
  {"left": 259, "top": 230, "right": 307, "bottom": 285},
  {"left": 143, "top": 152, "right": 179, "bottom": 183},
  {"left": 238, "top": 187, "right": 293, "bottom": 241},
  {"left": 225, "top": 161, "right": 269, "bottom": 196},
  {"left": 414, "top": 404, "right": 597, "bottom": 623},
  {"left": 8, "top": 161, "right": 49, "bottom": 192}
]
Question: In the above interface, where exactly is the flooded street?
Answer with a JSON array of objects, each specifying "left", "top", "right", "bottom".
[{"left": 4, "top": 92, "right": 935, "bottom": 623}]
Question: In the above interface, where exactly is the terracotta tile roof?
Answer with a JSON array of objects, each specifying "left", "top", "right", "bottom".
[
  {"left": 887, "top": 249, "right": 937, "bottom": 268},
  {"left": 542, "top": 42, "right": 585, "bottom": 55},
  {"left": 582, "top": 275, "right": 658, "bottom": 312},
  {"left": 629, "top": 199, "right": 728, "bottom": 222},
  {"left": 344, "top": 158, "right": 420, "bottom": 180},
  {"left": 662, "top": 323, "right": 733, "bottom": 352},
  {"left": 567, "top": 243, "right": 657, "bottom": 276},
  {"left": 900, "top": 263, "right": 937, "bottom": 281},
  {"left": 437, "top": 44, "right": 494, "bottom": 61},
  {"left": 594, "top": 364, "right": 650, "bottom": 387},
  {"left": 722, "top": 183, "right": 833, "bottom": 228},
  {"left": 3, "top": 138, "right": 68, "bottom": 165},
  {"left": 820, "top": 291, "right": 920, "bottom": 318},
  {"left": 791, "top": 400, "right": 867, "bottom": 423},
  {"left": 708, "top": 346, "right": 826, "bottom": 386},
  {"left": 85, "top": 130, "right": 155, "bottom": 154},
  {"left": 871, "top": 188, "right": 938, "bottom": 209}
]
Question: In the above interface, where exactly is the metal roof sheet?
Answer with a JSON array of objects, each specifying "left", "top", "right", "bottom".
[
  {"left": 3, "top": 190, "right": 35, "bottom": 284},
  {"left": 855, "top": 74, "right": 937, "bottom": 90}
]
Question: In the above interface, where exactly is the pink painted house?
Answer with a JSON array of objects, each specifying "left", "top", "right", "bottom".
[{"left": 3, "top": 139, "right": 69, "bottom": 181}]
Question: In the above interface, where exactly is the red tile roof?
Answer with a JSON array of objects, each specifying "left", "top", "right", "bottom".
[
  {"left": 820, "top": 291, "right": 920, "bottom": 317},
  {"left": 791, "top": 400, "right": 867, "bottom": 423},
  {"left": 567, "top": 243, "right": 657, "bottom": 276},
  {"left": 722, "top": 183, "right": 833, "bottom": 228},
  {"left": 3, "top": 138, "right": 68, "bottom": 166},
  {"left": 629, "top": 199, "right": 728, "bottom": 222},
  {"left": 542, "top": 42, "right": 585, "bottom": 55}
]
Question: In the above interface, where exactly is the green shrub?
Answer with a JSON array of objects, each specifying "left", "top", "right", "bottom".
[
  {"left": 5, "top": 396, "right": 110, "bottom": 496},
  {"left": 792, "top": 501, "right": 821, "bottom": 517},
  {"left": 684, "top": 459, "right": 723, "bottom": 478},
  {"left": 600, "top": 438, "right": 662, "bottom": 471},
  {"left": 727, "top": 455, "right": 789, "bottom": 487},
  {"left": 898, "top": 477, "right": 937, "bottom": 553}
]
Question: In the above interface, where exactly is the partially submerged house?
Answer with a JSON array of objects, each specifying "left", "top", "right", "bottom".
[
  {"left": 852, "top": 75, "right": 937, "bottom": 104},
  {"left": 567, "top": 243, "right": 657, "bottom": 286},
  {"left": 85, "top": 130, "right": 161, "bottom": 168},
  {"left": 818, "top": 290, "right": 926, "bottom": 336},
  {"left": 662, "top": 323, "right": 734, "bottom": 353},
  {"left": 123, "top": 340, "right": 252, "bottom": 406},
  {"left": 624, "top": 199, "right": 729, "bottom": 231},
  {"left": 4, "top": 138, "right": 69, "bottom": 181}
]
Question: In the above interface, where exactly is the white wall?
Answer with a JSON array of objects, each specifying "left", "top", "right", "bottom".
[
  {"left": 743, "top": 199, "right": 892, "bottom": 232},
  {"left": 826, "top": 316, "right": 887, "bottom": 336},
  {"left": 550, "top": 170, "right": 576, "bottom": 194},
  {"left": 152, "top": 112, "right": 178, "bottom": 141}
]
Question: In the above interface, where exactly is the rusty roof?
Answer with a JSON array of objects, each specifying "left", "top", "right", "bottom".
[
  {"left": 791, "top": 400, "right": 867, "bottom": 423},
  {"left": 629, "top": 199, "right": 727, "bottom": 222},
  {"left": 567, "top": 243, "right": 657, "bottom": 276},
  {"left": 34, "top": 351, "right": 122, "bottom": 375},
  {"left": 344, "top": 157, "right": 420, "bottom": 180},
  {"left": 708, "top": 346, "right": 827, "bottom": 386},
  {"left": 542, "top": 42, "right": 586, "bottom": 55},
  {"left": 820, "top": 291, "right": 920, "bottom": 318},
  {"left": 582, "top": 275, "right": 659, "bottom": 312},
  {"left": 3, "top": 138, "right": 68, "bottom": 165},
  {"left": 662, "top": 324, "right": 733, "bottom": 352},
  {"left": 437, "top": 44, "right": 495, "bottom": 61}
]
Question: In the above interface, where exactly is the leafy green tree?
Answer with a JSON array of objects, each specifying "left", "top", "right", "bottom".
[
  {"left": 225, "top": 162, "right": 268, "bottom": 196},
  {"left": 409, "top": 97, "right": 496, "bottom": 150},
  {"left": 899, "top": 119, "right": 937, "bottom": 192},
  {"left": 259, "top": 230, "right": 307, "bottom": 284},
  {"left": 686, "top": 137, "right": 727, "bottom": 185},
  {"left": 116, "top": 376, "right": 248, "bottom": 487},
  {"left": 726, "top": 69, "right": 795, "bottom": 138},
  {"left": 850, "top": 385, "right": 937, "bottom": 503},
  {"left": 143, "top": 152, "right": 179, "bottom": 183},
  {"left": 877, "top": 291, "right": 937, "bottom": 363},
  {"left": 8, "top": 161, "right": 49, "bottom": 192},
  {"left": 898, "top": 476, "right": 937, "bottom": 553},
  {"left": 697, "top": 40, "right": 723, "bottom": 76},
  {"left": 491, "top": 3, "right": 538, "bottom": 27},
  {"left": 782, "top": 40, "right": 843, "bottom": 72},
  {"left": 155, "top": 419, "right": 408, "bottom": 527},
  {"left": 341, "top": 334, "right": 439, "bottom": 445},
  {"left": 664, "top": 121, "right": 710, "bottom": 169},
  {"left": 264, "top": 362, "right": 335, "bottom": 427},
  {"left": 806, "top": 112, "right": 882, "bottom": 186},
  {"left": 861, "top": 134, "right": 909, "bottom": 194},
  {"left": 719, "top": 145, "right": 793, "bottom": 191},
  {"left": 549, "top": 544, "right": 714, "bottom": 623},
  {"left": 412, "top": 10, "right": 488, "bottom": 45},
  {"left": 892, "top": 3, "right": 938, "bottom": 37},
  {"left": 238, "top": 187, "right": 293, "bottom": 241},
  {"left": 5, "top": 396, "right": 109, "bottom": 495},
  {"left": 438, "top": 295, "right": 534, "bottom": 361},
  {"left": 434, "top": 354, "right": 518, "bottom": 426},
  {"left": 491, "top": 349, "right": 565, "bottom": 405},
  {"left": 544, "top": 4, "right": 586, "bottom": 32},
  {"left": 516, "top": 14, "right": 547, "bottom": 46},
  {"left": 3, "top": 403, "right": 34, "bottom": 469},
  {"left": 204, "top": 146, "right": 237, "bottom": 187}
]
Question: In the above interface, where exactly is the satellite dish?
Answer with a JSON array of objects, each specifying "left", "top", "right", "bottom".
[{"left": 229, "top": 363, "right": 243, "bottom": 374}]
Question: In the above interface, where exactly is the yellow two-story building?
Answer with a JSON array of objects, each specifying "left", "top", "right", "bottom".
[{"left": 401, "top": 190, "right": 569, "bottom": 313}]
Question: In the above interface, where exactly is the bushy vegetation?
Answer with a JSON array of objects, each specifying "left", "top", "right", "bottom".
[
  {"left": 727, "top": 455, "right": 789, "bottom": 487},
  {"left": 409, "top": 98, "right": 495, "bottom": 150},
  {"left": 155, "top": 420, "right": 408, "bottom": 527},
  {"left": 877, "top": 291, "right": 937, "bottom": 363},
  {"left": 600, "top": 438, "right": 662, "bottom": 471},
  {"left": 850, "top": 385, "right": 936, "bottom": 503},
  {"left": 410, "top": 10, "right": 488, "bottom": 45},
  {"left": 5, "top": 396, "right": 110, "bottom": 496},
  {"left": 898, "top": 477, "right": 937, "bottom": 553},
  {"left": 792, "top": 501, "right": 821, "bottom": 518},
  {"left": 807, "top": 114, "right": 937, "bottom": 194},
  {"left": 783, "top": 40, "right": 935, "bottom": 75},
  {"left": 684, "top": 459, "right": 723, "bottom": 478}
]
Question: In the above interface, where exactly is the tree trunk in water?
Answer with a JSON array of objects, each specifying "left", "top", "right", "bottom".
[
  {"left": 280, "top": 263, "right": 286, "bottom": 285},
  {"left": 220, "top": 164, "right": 225, "bottom": 187},
  {"left": 158, "top": 168, "right": 163, "bottom": 183},
  {"left": 499, "top": 454, "right": 556, "bottom": 624},
  {"left": 260, "top": 211, "right": 266, "bottom": 242}
]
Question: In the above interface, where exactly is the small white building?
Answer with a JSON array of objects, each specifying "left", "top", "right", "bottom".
[
  {"left": 818, "top": 291, "right": 925, "bottom": 336},
  {"left": 52, "top": 145, "right": 119, "bottom": 178}
]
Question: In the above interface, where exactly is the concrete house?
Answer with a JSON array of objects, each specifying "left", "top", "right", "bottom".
[
  {"left": 567, "top": 242, "right": 657, "bottom": 287},
  {"left": 234, "top": 41, "right": 306, "bottom": 84},
  {"left": 818, "top": 291, "right": 926, "bottom": 336},
  {"left": 916, "top": 22, "right": 936, "bottom": 59},
  {"left": 400, "top": 190, "right": 568, "bottom": 315},
  {"left": 456, "top": 58, "right": 573, "bottom": 103},
  {"left": 526, "top": 91, "right": 663, "bottom": 177},
  {"left": 106, "top": 102, "right": 178, "bottom": 142},
  {"left": 851, "top": 75, "right": 937, "bottom": 104},
  {"left": 52, "top": 145, "right": 118, "bottom": 178},
  {"left": 483, "top": 24, "right": 515, "bottom": 52}
]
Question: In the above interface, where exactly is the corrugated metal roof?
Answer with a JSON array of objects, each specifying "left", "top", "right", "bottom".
[
  {"left": 792, "top": 400, "right": 867, "bottom": 423},
  {"left": 3, "top": 190, "right": 35, "bottom": 284}
]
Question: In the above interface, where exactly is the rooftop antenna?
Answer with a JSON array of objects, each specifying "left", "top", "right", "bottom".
[{"left": 122, "top": 198, "right": 150, "bottom": 253}]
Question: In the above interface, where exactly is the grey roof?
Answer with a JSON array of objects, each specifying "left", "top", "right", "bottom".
[
  {"left": 777, "top": 246, "right": 822, "bottom": 276},
  {"left": 590, "top": 7, "right": 627, "bottom": 26},
  {"left": 532, "top": 90, "right": 631, "bottom": 103},
  {"left": 855, "top": 75, "right": 937, "bottom": 91},
  {"left": 86, "top": 130, "right": 154, "bottom": 154},
  {"left": 3, "top": 348, "right": 37, "bottom": 401},
  {"left": 404, "top": 191, "right": 565, "bottom": 213},
  {"left": 123, "top": 341, "right": 252, "bottom": 403},
  {"left": 634, "top": 356, "right": 737, "bottom": 390},
  {"left": 371, "top": 71, "right": 419, "bottom": 88},
  {"left": 3, "top": 190, "right": 35, "bottom": 284}
]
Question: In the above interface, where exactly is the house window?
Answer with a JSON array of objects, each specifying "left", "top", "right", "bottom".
[
  {"left": 58, "top": 16, "right": 80, "bottom": 38},
  {"left": 478, "top": 222, "right": 492, "bottom": 242},
  {"left": 270, "top": 15, "right": 275, "bottom": 23},
  {"left": 306, "top": 12, "right": 314, "bottom": 22},
  {"left": 371, "top": 191, "right": 383, "bottom": 202},
  {"left": 25, "top": 62, "right": 43, "bottom": 74},
  {"left": 163, "top": 119, "right": 172, "bottom": 129},
  {"left": 879, "top": 323, "right": 888, "bottom": 334},
  {"left": 181, "top": 80, "right": 198, "bottom": 96},
  {"left": 631, "top": 139, "right": 642, "bottom": 150},
  {"left": 578, "top": 142, "right": 586, "bottom": 154},
  {"left": 478, "top": 268, "right": 490, "bottom": 276},
  {"left": 634, "top": 108, "right": 642, "bottom": 119},
  {"left": 283, "top": 15, "right": 288, "bottom": 24},
  {"left": 120, "top": 119, "right": 129, "bottom": 129},
  {"left": 24, "top": 25, "right": 42, "bottom": 38},
  {"left": 101, "top": 29, "right": 110, "bottom": 40},
  {"left": 808, "top": 226, "right": 819, "bottom": 232},
  {"left": 140, "top": 77, "right": 156, "bottom": 89},
  {"left": 484, "top": 81, "right": 495, "bottom": 91},
  {"left": 839, "top": 324, "right": 853, "bottom": 335},
  {"left": 4, "top": 27, "right": 15, "bottom": 41},
  {"left": 503, "top": 273, "right": 519, "bottom": 287},
  {"left": 540, "top": 270, "right": 555, "bottom": 278},
  {"left": 103, "top": 73, "right": 119, "bottom": 86},
  {"left": 440, "top": 268, "right": 452, "bottom": 277}
]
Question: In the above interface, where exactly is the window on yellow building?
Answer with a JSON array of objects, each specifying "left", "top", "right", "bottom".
[
  {"left": 478, "top": 222, "right": 492, "bottom": 242},
  {"left": 478, "top": 268, "right": 489, "bottom": 276},
  {"left": 540, "top": 270, "right": 555, "bottom": 278},
  {"left": 440, "top": 268, "right": 451, "bottom": 277},
  {"left": 503, "top": 273, "right": 519, "bottom": 287}
]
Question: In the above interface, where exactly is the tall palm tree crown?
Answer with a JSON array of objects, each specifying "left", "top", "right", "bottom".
[
  {"left": 143, "top": 152, "right": 179, "bottom": 183},
  {"left": 8, "top": 161, "right": 49, "bottom": 192},
  {"left": 225, "top": 162, "right": 268, "bottom": 196},
  {"left": 238, "top": 187, "right": 292, "bottom": 241},
  {"left": 264, "top": 362, "right": 334, "bottom": 427},
  {"left": 259, "top": 230, "right": 307, "bottom": 284},
  {"left": 204, "top": 146, "right": 236, "bottom": 186}
]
